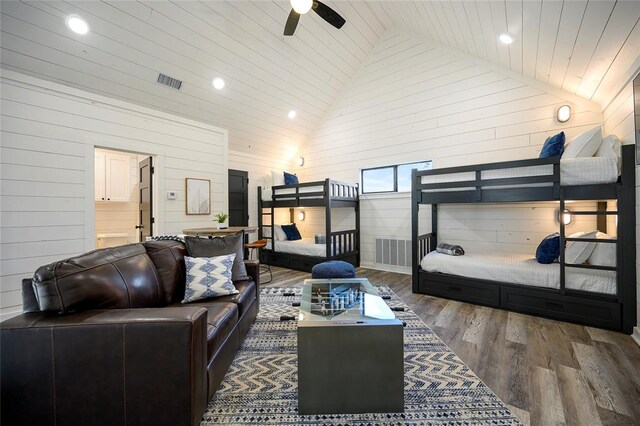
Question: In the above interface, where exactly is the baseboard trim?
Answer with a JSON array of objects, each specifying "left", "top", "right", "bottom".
[{"left": 632, "top": 327, "right": 640, "bottom": 348}]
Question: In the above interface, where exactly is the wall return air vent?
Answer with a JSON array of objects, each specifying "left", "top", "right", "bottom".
[{"left": 156, "top": 73, "right": 182, "bottom": 90}]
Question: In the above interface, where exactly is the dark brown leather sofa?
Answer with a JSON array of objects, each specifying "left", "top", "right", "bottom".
[{"left": 0, "top": 240, "right": 259, "bottom": 426}]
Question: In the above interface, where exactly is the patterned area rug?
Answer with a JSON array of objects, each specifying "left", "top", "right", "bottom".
[{"left": 202, "top": 287, "right": 521, "bottom": 425}]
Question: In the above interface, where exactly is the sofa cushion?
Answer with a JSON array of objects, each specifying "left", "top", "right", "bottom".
[
  {"left": 182, "top": 255, "right": 238, "bottom": 303},
  {"left": 144, "top": 240, "right": 187, "bottom": 304},
  {"left": 185, "top": 234, "right": 250, "bottom": 282},
  {"left": 32, "top": 244, "right": 163, "bottom": 314},
  {"left": 172, "top": 301, "right": 238, "bottom": 362},
  {"left": 213, "top": 280, "right": 256, "bottom": 317}
]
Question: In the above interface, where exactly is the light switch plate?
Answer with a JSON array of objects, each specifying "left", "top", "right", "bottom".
[{"left": 167, "top": 191, "right": 177, "bottom": 200}]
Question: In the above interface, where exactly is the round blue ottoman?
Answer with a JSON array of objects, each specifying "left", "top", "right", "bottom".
[{"left": 311, "top": 260, "right": 356, "bottom": 279}]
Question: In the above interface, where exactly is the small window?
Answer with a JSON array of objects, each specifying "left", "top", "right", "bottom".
[
  {"left": 361, "top": 161, "right": 432, "bottom": 194},
  {"left": 397, "top": 162, "right": 432, "bottom": 192},
  {"left": 362, "top": 167, "right": 394, "bottom": 193}
]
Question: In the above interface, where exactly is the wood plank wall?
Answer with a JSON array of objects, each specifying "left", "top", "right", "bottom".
[
  {"left": 602, "top": 73, "right": 640, "bottom": 333},
  {"left": 300, "top": 28, "right": 605, "bottom": 272},
  {"left": 0, "top": 70, "right": 228, "bottom": 320}
]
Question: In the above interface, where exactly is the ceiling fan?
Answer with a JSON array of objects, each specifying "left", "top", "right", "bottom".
[{"left": 284, "top": 0, "right": 346, "bottom": 36}]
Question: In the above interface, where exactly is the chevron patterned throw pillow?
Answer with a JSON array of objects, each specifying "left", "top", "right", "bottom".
[{"left": 182, "top": 254, "right": 238, "bottom": 303}]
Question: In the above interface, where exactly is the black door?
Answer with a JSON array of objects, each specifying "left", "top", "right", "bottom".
[
  {"left": 138, "top": 157, "right": 153, "bottom": 241},
  {"left": 228, "top": 169, "right": 248, "bottom": 227}
]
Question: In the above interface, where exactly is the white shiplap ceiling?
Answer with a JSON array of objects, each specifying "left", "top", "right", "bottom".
[
  {"left": 1, "top": 1, "right": 638, "bottom": 157},
  {"left": 379, "top": 1, "right": 640, "bottom": 109}
]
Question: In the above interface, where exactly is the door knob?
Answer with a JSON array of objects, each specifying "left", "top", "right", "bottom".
[{"left": 135, "top": 225, "right": 144, "bottom": 229}]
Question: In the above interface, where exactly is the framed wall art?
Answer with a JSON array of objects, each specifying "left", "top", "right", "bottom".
[{"left": 185, "top": 178, "right": 210, "bottom": 215}]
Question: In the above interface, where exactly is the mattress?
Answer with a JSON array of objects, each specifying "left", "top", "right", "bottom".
[
  {"left": 420, "top": 251, "right": 616, "bottom": 294},
  {"left": 261, "top": 185, "right": 325, "bottom": 201},
  {"left": 419, "top": 156, "right": 618, "bottom": 192},
  {"left": 266, "top": 238, "right": 327, "bottom": 257}
]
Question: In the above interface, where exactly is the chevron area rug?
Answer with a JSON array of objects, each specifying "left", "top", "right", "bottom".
[{"left": 202, "top": 286, "right": 521, "bottom": 425}]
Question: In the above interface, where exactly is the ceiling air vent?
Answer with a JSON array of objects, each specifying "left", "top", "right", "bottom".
[{"left": 156, "top": 73, "right": 182, "bottom": 90}]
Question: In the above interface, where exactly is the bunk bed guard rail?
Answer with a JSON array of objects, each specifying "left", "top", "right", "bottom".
[
  {"left": 267, "top": 179, "right": 359, "bottom": 203},
  {"left": 411, "top": 156, "right": 561, "bottom": 203}
]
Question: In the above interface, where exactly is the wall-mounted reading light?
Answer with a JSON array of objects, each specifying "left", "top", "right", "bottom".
[
  {"left": 557, "top": 105, "right": 571, "bottom": 123},
  {"left": 557, "top": 209, "right": 572, "bottom": 226},
  {"left": 297, "top": 156, "right": 305, "bottom": 167},
  {"left": 298, "top": 211, "right": 305, "bottom": 221}
]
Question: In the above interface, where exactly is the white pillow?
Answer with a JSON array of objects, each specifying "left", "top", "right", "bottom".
[
  {"left": 182, "top": 254, "right": 238, "bottom": 303},
  {"left": 565, "top": 230, "right": 597, "bottom": 264},
  {"left": 595, "top": 135, "right": 622, "bottom": 174},
  {"left": 263, "top": 173, "right": 273, "bottom": 188},
  {"left": 588, "top": 232, "right": 616, "bottom": 267},
  {"left": 262, "top": 225, "right": 287, "bottom": 241},
  {"left": 563, "top": 126, "right": 602, "bottom": 158},
  {"left": 271, "top": 170, "right": 285, "bottom": 186},
  {"left": 274, "top": 225, "right": 288, "bottom": 241}
]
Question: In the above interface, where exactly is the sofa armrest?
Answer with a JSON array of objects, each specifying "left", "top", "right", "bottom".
[
  {"left": 244, "top": 259, "right": 260, "bottom": 306},
  {"left": 1, "top": 307, "right": 208, "bottom": 426},
  {"left": 244, "top": 259, "right": 260, "bottom": 288}
]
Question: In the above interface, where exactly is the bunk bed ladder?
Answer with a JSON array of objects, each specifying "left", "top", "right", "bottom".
[
  {"left": 559, "top": 195, "right": 566, "bottom": 295},
  {"left": 559, "top": 201, "right": 620, "bottom": 295},
  {"left": 325, "top": 178, "right": 332, "bottom": 259}
]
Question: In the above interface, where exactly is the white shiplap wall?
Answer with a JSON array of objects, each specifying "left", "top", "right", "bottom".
[
  {"left": 300, "top": 28, "right": 604, "bottom": 272},
  {"left": 0, "top": 69, "right": 228, "bottom": 320},
  {"left": 602, "top": 70, "right": 640, "bottom": 339}
]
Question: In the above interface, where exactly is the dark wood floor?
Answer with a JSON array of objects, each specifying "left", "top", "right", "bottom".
[{"left": 263, "top": 266, "right": 640, "bottom": 426}]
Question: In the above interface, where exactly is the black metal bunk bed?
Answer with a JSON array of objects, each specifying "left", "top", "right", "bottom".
[
  {"left": 411, "top": 145, "right": 636, "bottom": 333},
  {"left": 257, "top": 179, "right": 360, "bottom": 272}
]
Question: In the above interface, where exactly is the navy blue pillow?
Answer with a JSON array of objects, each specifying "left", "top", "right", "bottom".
[
  {"left": 284, "top": 171, "right": 299, "bottom": 185},
  {"left": 536, "top": 233, "right": 560, "bottom": 264},
  {"left": 539, "top": 132, "right": 565, "bottom": 158},
  {"left": 281, "top": 223, "right": 301, "bottom": 241}
]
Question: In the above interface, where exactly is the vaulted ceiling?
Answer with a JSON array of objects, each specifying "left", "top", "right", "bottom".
[{"left": 1, "top": 1, "right": 638, "bottom": 158}]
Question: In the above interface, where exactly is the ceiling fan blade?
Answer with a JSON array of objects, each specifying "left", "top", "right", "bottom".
[
  {"left": 312, "top": 0, "right": 345, "bottom": 29},
  {"left": 284, "top": 9, "right": 300, "bottom": 36}
]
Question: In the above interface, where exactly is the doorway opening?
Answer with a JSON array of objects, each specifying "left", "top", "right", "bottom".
[{"left": 95, "top": 147, "right": 154, "bottom": 248}]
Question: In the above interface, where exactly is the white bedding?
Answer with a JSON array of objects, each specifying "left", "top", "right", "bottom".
[
  {"left": 420, "top": 251, "right": 616, "bottom": 294},
  {"left": 261, "top": 185, "right": 325, "bottom": 201},
  {"left": 420, "top": 156, "right": 618, "bottom": 191},
  {"left": 266, "top": 238, "right": 327, "bottom": 257}
]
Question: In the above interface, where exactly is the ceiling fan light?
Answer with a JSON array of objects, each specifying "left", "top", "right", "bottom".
[{"left": 291, "top": 0, "right": 313, "bottom": 14}]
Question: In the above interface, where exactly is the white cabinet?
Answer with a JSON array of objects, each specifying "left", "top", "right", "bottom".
[{"left": 95, "top": 150, "right": 130, "bottom": 202}]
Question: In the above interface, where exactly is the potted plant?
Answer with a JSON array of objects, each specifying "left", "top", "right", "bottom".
[{"left": 214, "top": 212, "right": 229, "bottom": 229}]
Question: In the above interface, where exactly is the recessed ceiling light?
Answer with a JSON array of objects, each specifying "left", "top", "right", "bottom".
[
  {"left": 499, "top": 33, "right": 513, "bottom": 44},
  {"left": 288, "top": 110, "right": 297, "bottom": 119},
  {"left": 212, "top": 77, "right": 225, "bottom": 90},
  {"left": 66, "top": 15, "right": 89, "bottom": 35}
]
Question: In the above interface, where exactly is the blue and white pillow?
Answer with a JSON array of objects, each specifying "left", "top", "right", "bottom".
[{"left": 182, "top": 254, "right": 238, "bottom": 303}]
